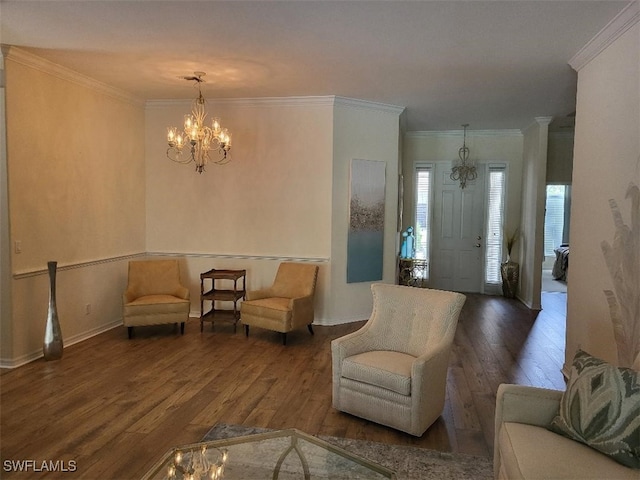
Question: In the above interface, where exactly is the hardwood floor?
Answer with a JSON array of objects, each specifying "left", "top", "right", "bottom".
[{"left": 0, "top": 292, "right": 566, "bottom": 479}]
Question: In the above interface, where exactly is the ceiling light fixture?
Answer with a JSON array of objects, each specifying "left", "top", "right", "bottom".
[
  {"left": 166, "top": 72, "right": 231, "bottom": 174},
  {"left": 450, "top": 123, "right": 477, "bottom": 189}
]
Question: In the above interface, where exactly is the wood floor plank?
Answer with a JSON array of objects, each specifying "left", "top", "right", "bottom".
[{"left": 0, "top": 292, "right": 566, "bottom": 479}]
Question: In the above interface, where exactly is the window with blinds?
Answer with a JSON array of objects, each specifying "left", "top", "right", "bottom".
[
  {"left": 415, "top": 166, "right": 432, "bottom": 278},
  {"left": 544, "top": 185, "right": 567, "bottom": 257},
  {"left": 485, "top": 167, "right": 506, "bottom": 284}
]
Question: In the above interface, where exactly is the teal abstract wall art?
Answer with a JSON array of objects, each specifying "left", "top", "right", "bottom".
[{"left": 347, "top": 159, "right": 386, "bottom": 283}]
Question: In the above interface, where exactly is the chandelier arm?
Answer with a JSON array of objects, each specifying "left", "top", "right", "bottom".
[{"left": 167, "top": 147, "right": 194, "bottom": 165}]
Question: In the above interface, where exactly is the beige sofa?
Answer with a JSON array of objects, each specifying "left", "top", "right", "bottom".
[{"left": 494, "top": 384, "right": 637, "bottom": 479}]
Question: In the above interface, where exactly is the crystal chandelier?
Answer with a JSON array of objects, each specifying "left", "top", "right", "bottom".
[
  {"left": 166, "top": 72, "right": 232, "bottom": 174},
  {"left": 450, "top": 123, "right": 477, "bottom": 189}
]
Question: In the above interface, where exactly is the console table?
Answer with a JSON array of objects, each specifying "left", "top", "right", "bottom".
[
  {"left": 398, "top": 258, "right": 428, "bottom": 288},
  {"left": 200, "top": 269, "right": 246, "bottom": 333}
]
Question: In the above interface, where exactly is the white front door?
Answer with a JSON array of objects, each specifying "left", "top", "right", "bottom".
[{"left": 430, "top": 163, "right": 485, "bottom": 292}]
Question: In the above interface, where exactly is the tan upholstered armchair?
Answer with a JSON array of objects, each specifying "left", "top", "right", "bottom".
[
  {"left": 122, "top": 259, "right": 190, "bottom": 338},
  {"left": 332, "top": 283, "right": 466, "bottom": 436},
  {"left": 240, "top": 262, "right": 319, "bottom": 345}
]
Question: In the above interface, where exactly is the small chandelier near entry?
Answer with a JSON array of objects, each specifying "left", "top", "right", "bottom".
[
  {"left": 450, "top": 123, "right": 477, "bottom": 189},
  {"left": 166, "top": 72, "right": 231, "bottom": 174}
]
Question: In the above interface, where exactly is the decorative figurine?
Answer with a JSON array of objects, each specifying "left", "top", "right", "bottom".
[{"left": 400, "top": 226, "right": 415, "bottom": 259}]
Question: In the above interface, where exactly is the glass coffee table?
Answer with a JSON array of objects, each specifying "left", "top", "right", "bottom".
[{"left": 142, "top": 428, "right": 396, "bottom": 479}]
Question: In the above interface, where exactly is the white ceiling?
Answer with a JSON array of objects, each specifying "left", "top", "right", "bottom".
[{"left": 0, "top": 0, "right": 631, "bottom": 132}]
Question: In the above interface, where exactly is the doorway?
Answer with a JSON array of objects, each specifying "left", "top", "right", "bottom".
[{"left": 542, "top": 184, "right": 570, "bottom": 293}]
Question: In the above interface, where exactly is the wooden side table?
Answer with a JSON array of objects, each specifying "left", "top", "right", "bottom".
[{"left": 200, "top": 268, "right": 246, "bottom": 333}]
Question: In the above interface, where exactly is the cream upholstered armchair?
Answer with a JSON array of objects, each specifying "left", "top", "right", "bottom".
[
  {"left": 240, "top": 262, "right": 319, "bottom": 345},
  {"left": 332, "top": 283, "right": 466, "bottom": 436},
  {"left": 122, "top": 259, "right": 190, "bottom": 338}
]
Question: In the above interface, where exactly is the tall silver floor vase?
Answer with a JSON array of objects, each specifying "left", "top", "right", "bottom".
[{"left": 43, "top": 261, "right": 63, "bottom": 360}]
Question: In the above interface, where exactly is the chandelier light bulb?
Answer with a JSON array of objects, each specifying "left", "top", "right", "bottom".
[{"left": 167, "top": 127, "right": 177, "bottom": 145}]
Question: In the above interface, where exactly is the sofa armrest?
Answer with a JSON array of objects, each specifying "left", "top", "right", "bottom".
[
  {"left": 494, "top": 384, "right": 563, "bottom": 479},
  {"left": 495, "top": 384, "right": 563, "bottom": 427}
]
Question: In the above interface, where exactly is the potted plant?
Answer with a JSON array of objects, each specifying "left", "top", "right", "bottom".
[{"left": 501, "top": 228, "right": 519, "bottom": 298}]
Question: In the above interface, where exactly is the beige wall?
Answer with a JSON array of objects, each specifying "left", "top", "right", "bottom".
[
  {"left": 326, "top": 100, "right": 403, "bottom": 323},
  {"left": 567, "top": 19, "right": 640, "bottom": 369},
  {"left": 6, "top": 53, "right": 146, "bottom": 273},
  {"left": 2, "top": 48, "right": 146, "bottom": 366},
  {"left": 145, "top": 99, "right": 333, "bottom": 259},
  {"left": 547, "top": 133, "right": 574, "bottom": 184}
]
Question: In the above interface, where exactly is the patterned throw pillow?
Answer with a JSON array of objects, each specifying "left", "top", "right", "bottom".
[{"left": 548, "top": 349, "right": 640, "bottom": 468}]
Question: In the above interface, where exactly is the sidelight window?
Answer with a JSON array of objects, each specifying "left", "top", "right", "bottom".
[
  {"left": 485, "top": 166, "right": 506, "bottom": 284},
  {"left": 414, "top": 164, "right": 433, "bottom": 278}
]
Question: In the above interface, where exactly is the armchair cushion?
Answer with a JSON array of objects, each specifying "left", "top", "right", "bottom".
[
  {"left": 342, "top": 351, "right": 414, "bottom": 396},
  {"left": 548, "top": 349, "right": 640, "bottom": 469},
  {"left": 499, "top": 420, "right": 635, "bottom": 479},
  {"left": 124, "top": 294, "right": 190, "bottom": 316},
  {"left": 241, "top": 297, "right": 291, "bottom": 322}
]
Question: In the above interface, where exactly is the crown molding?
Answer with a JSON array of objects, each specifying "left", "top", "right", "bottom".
[
  {"left": 520, "top": 116, "right": 554, "bottom": 133},
  {"left": 1, "top": 46, "right": 144, "bottom": 106},
  {"left": 405, "top": 129, "right": 523, "bottom": 138},
  {"left": 569, "top": 1, "right": 640, "bottom": 72},
  {"left": 147, "top": 95, "right": 336, "bottom": 109},
  {"left": 535, "top": 116, "right": 554, "bottom": 126},
  {"left": 148, "top": 95, "right": 405, "bottom": 115},
  {"left": 334, "top": 96, "right": 405, "bottom": 116}
]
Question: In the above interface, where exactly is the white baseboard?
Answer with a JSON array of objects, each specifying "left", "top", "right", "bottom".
[{"left": 0, "top": 319, "right": 122, "bottom": 369}]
